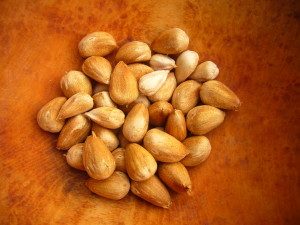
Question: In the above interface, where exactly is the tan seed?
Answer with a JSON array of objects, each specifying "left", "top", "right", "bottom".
[
  {"left": 122, "top": 103, "right": 149, "bottom": 142},
  {"left": 93, "top": 83, "right": 109, "bottom": 94},
  {"left": 186, "top": 105, "right": 225, "bottom": 135},
  {"left": 171, "top": 80, "right": 201, "bottom": 114},
  {"left": 200, "top": 80, "right": 241, "bottom": 110},
  {"left": 139, "top": 70, "right": 169, "bottom": 96},
  {"left": 85, "top": 107, "right": 125, "bottom": 129},
  {"left": 92, "top": 123, "right": 119, "bottom": 151},
  {"left": 131, "top": 175, "right": 172, "bottom": 208},
  {"left": 60, "top": 71, "right": 92, "bottom": 98},
  {"left": 181, "top": 136, "right": 211, "bottom": 167},
  {"left": 82, "top": 56, "right": 112, "bottom": 84},
  {"left": 37, "top": 97, "right": 67, "bottom": 133},
  {"left": 66, "top": 143, "right": 85, "bottom": 171},
  {"left": 109, "top": 61, "right": 139, "bottom": 105},
  {"left": 86, "top": 171, "right": 130, "bottom": 200},
  {"left": 83, "top": 132, "right": 116, "bottom": 180},
  {"left": 115, "top": 41, "right": 151, "bottom": 64},
  {"left": 78, "top": 31, "right": 117, "bottom": 58},
  {"left": 148, "top": 72, "right": 177, "bottom": 102},
  {"left": 112, "top": 148, "right": 126, "bottom": 173},
  {"left": 93, "top": 91, "right": 116, "bottom": 108},
  {"left": 165, "top": 109, "right": 187, "bottom": 141},
  {"left": 158, "top": 162, "right": 191, "bottom": 193},
  {"left": 125, "top": 143, "right": 157, "bottom": 181},
  {"left": 143, "top": 128, "right": 188, "bottom": 162},
  {"left": 150, "top": 54, "right": 176, "bottom": 70},
  {"left": 148, "top": 101, "right": 173, "bottom": 126},
  {"left": 175, "top": 50, "right": 199, "bottom": 83},
  {"left": 57, "top": 92, "right": 93, "bottom": 119},
  {"left": 151, "top": 28, "right": 189, "bottom": 54},
  {"left": 57, "top": 114, "right": 91, "bottom": 150},
  {"left": 190, "top": 61, "right": 219, "bottom": 82}
]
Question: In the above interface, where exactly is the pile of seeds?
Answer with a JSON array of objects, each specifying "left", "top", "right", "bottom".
[{"left": 37, "top": 28, "right": 241, "bottom": 208}]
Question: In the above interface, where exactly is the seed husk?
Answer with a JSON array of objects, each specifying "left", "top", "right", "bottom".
[
  {"left": 125, "top": 143, "right": 157, "bottom": 181},
  {"left": 78, "top": 31, "right": 117, "bottom": 58},
  {"left": 82, "top": 56, "right": 112, "bottom": 84},
  {"left": 83, "top": 132, "right": 116, "bottom": 180},
  {"left": 131, "top": 175, "right": 172, "bottom": 208},
  {"left": 158, "top": 162, "right": 191, "bottom": 193},
  {"left": 181, "top": 136, "right": 211, "bottom": 167},
  {"left": 37, "top": 97, "right": 67, "bottom": 133},
  {"left": 186, "top": 105, "right": 225, "bottom": 135},
  {"left": 57, "top": 92, "right": 94, "bottom": 120},
  {"left": 60, "top": 71, "right": 92, "bottom": 98},
  {"left": 57, "top": 114, "right": 91, "bottom": 150},
  {"left": 66, "top": 143, "right": 85, "bottom": 170},
  {"left": 86, "top": 171, "right": 130, "bottom": 200},
  {"left": 200, "top": 80, "right": 241, "bottom": 110},
  {"left": 143, "top": 128, "right": 188, "bottom": 162}
]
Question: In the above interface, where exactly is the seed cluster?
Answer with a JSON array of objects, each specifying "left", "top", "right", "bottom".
[{"left": 37, "top": 28, "right": 241, "bottom": 208}]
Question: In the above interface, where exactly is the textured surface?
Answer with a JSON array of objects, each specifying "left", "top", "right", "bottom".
[{"left": 0, "top": 0, "right": 300, "bottom": 224}]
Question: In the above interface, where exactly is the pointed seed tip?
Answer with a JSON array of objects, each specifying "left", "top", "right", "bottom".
[
  {"left": 187, "top": 188, "right": 193, "bottom": 196},
  {"left": 163, "top": 201, "right": 172, "bottom": 209}
]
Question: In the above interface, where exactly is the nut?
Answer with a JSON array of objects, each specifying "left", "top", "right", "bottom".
[
  {"left": 143, "top": 128, "right": 188, "bottom": 162},
  {"left": 151, "top": 28, "right": 189, "bottom": 54},
  {"left": 83, "top": 132, "right": 116, "bottom": 180},
  {"left": 122, "top": 103, "right": 149, "bottom": 142},
  {"left": 171, "top": 80, "right": 201, "bottom": 114},
  {"left": 60, "top": 71, "right": 92, "bottom": 98},
  {"left": 175, "top": 50, "right": 199, "bottom": 83},
  {"left": 200, "top": 80, "right": 241, "bottom": 110},
  {"left": 93, "top": 83, "right": 109, "bottom": 94},
  {"left": 150, "top": 54, "right": 176, "bottom": 70},
  {"left": 138, "top": 70, "right": 169, "bottom": 96},
  {"left": 57, "top": 114, "right": 91, "bottom": 150},
  {"left": 66, "top": 143, "right": 85, "bottom": 170},
  {"left": 181, "top": 136, "right": 211, "bottom": 167},
  {"left": 93, "top": 91, "right": 117, "bottom": 108},
  {"left": 148, "top": 101, "right": 173, "bottom": 127},
  {"left": 115, "top": 41, "right": 151, "bottom": 64},
  {"left": 148, "top": 72, "right": 177, "bottom": 102},
  {"left": 158, "top": 162, "right": 191, "bottom": 193},
  {"left": 57, "top": 92, "right": 94, "bottom": 120},
  {"left": 86, "top": 171, "right": 130, "bottom": 200},
  {"left": 82, "top": 56, "right": 112, "bottom": 84},
  {"left": 78, "top": 31, "right": 117, "bottom": 58},
  {"left": 92, "top": 123, "right": 119, "bottom": 151},
  {"left": 190, "top": 61, "right": 219, "bottom": 82},
  {"left": 109, "top": 61, "right": 139, "bottom": 105},
  {"left": 165, "top": 109, "right": 187, "bottom": 141},
  {"left": 112, "top": 148, "right": 126, "bottom": 173},
  {"left": 131, "top": 175, "right": 172, "bottom": 208},
  {"left": 125, "top": 143, "right": 157, "bottom": 181},
  {"left": 186, "top": 105, "right": 225, "bottom": 135},
  {"left": 37, "top": 97, "right": 66, "bottom": 133},
  {"left": 85, "top": 107, "right": 125, "bottom": 129}
]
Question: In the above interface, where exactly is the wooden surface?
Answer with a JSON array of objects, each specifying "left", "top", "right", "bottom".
[{"left": 0, "top": 0, "right": 299, "bottom": 224}]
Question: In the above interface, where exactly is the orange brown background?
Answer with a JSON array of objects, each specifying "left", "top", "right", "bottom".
[{"left": 0, "top": 0, "right": 299, "bottom": 224}]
